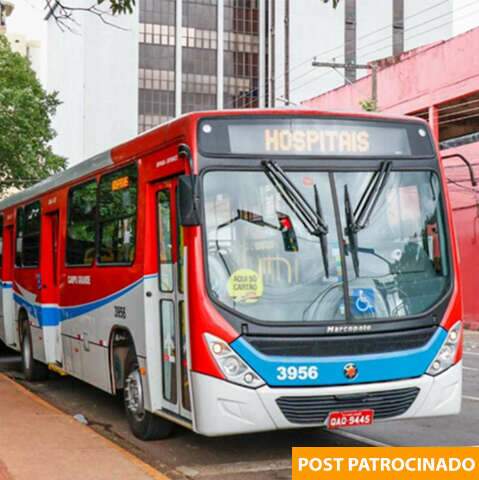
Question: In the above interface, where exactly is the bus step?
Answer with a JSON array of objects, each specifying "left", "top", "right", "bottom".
[{"left": 48, "top": 363, "right": 68, "bottom": 376}]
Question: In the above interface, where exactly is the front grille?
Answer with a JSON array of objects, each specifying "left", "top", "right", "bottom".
[
  {"left": 276, "top": 387, "right": 420, "bottom": 424},
  {"left": 247, "top": 327, "right": 436, "bottom": 357}
]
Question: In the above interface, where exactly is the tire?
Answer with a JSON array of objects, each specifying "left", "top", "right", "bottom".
[
  {"left": 124, "top": 348, "right": 174, "bottom": 440},
  {"left": 21, "top": 321, "right": 49, "bottom": 381}
]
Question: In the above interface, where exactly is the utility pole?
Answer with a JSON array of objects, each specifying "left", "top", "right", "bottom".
[
  {"left": 311, "top": 60, "right": 379, "bottom": 108},
  {"left": 270, "top": 0, "right": 276, "bottom": 107},
  {"left": 393, "top": 0, "right": 405, "bottom": 56},
  {"left": 284, "top": 0, "right": 290, "bottom": 103},
  {"left": 344, "top": 0, "right": 357, "bottom": 83}
]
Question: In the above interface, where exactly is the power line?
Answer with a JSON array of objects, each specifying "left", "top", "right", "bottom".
[
  {"left": 357, "top": 0, "right": 479, "bottom": 62},
  {"left": 239, "top": 0, "right": 453, "bottom": 107},
  {"left": 244, "top": 0, "right": 466, "bottom": 108},
  {"left": 288, "top": 2, "right": 479, "bottom": 108},
  {"left": 274, "top": 0, "right": 451, "bottom": 94}
]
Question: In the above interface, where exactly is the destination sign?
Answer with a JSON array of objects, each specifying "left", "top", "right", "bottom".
[
  {"left": 198, "top": 117, "right": 434, "bottom": 157},
  {"left": 264, "top": 128, "right": 371, "bottom": 154}
]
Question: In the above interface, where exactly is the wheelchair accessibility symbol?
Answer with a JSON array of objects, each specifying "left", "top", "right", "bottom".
[{"left": 352, "top": 288, "right": 376, "bottom": 315}]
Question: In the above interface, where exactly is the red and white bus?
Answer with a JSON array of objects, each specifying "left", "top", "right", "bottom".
[{"left": 0, "top": 110, "right": 463, "bottom": 439}]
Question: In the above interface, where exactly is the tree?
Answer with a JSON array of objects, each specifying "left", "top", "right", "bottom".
[{"left": 0, "top": 35, "right": 65, "bottom": 194}]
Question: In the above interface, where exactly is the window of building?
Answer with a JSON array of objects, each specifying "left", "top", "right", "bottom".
[
  {"left": 67, "top": 180, "right": 97, "bottom": 266},
  {"left": 16, "top": 202, "right": 41, "bottom": 268},
  {"left": 409, "top": 109, "right": 428, "bottom": 122},
  {"left": 98, "top": 164, "right": 138, "bottom": 265},
  {"left": 138, "top": 0, "right": 176, "bottom": 132},
  {"left": 438, "top": 92, "right": 479, "bottom": 149},
  {"left": 182, "top": 0, "right": 218, "bottom": 113},
  {"left": 224, "top": 0, "right": 260, "bottom": 108}
]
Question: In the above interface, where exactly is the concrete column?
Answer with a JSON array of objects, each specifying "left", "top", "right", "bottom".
[
  {"left": 175, "top": 0, "right": 182, "bottom": 116},
  {"left": 217, "top": 0, "right": 224, "bottom": 109}
]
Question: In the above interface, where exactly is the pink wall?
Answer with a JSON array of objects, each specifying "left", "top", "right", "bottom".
[
  {"left": 305, "top": 28, "right": 479, "bottom": 329},
  {"left": 443, "top": 144, "right": 479, "bottom": 330},
  {"left": 305, "top": 28, "right": 479, "bottom": 115}
]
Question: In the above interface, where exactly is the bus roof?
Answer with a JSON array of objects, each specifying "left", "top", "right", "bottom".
[{"left": 0, "top": 109, "right": 425, "bottom": 212}]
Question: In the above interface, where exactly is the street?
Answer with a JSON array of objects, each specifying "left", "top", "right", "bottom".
[{"left": 0, "top": 331, "right": 477, "bottom": 480}]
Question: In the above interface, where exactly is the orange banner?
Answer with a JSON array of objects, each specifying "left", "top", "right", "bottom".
[{"left": 292, "top": 447, "right": 479, "bottom": 480}]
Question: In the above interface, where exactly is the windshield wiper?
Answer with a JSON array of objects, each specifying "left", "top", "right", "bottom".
[
  {"left": 262, "top": 160, "right": 330, "bottom": 277},
  {"left": 344, "top": 161, "right": 393, "bottom": 277}
]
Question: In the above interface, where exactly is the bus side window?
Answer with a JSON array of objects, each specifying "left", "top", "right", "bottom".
[
  {"left": 15, "top": 207, "right": 24, "bottom": 267},
  {"left": 67, "top": 180, "right": 97, "bottom": 266},
  {"left": 98, "top": 164, "right": 138, "bottom": 265},
  {"left": 22, "top": 202, "right": 41, "bottom": 267},
  {"left": 158, "top": 189, "right": 173, "bottom": 292}
]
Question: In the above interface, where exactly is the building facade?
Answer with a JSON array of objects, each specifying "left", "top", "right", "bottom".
[
  {"left": 46, "top": 0, "right": 471, "bottom": 165},
  {"left": 304, "top": 26, "right": 479, "bottom": 329},
  {"left": 46, "top": 0, "right": 140, "bottom": 166},
  {"left": 138, "top": 0, "right": 261, "bottom": 132}
]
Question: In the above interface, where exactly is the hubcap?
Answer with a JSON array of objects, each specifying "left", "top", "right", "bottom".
[
  {"left": 125, "top": 368, "right": 145, "bottom": 421},
  {"left": 22, "top": 331, "right": 31, "bottom": 374}
]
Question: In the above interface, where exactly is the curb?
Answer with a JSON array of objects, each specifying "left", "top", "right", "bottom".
[{"left": 0, "top": 373, "right": 170, "bottom": 480}]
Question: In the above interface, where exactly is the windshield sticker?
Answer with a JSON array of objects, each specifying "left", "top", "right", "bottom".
[
  {"left": 352, "top": 288, "right": 376, "bottom": 316},
  {"left": 227, "top": 269, "right": 264, "bottom": 304}
]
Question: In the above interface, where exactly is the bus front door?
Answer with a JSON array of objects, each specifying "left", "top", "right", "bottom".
[{"left": 156, "top": 181, "right": 192, "bottom": 420}]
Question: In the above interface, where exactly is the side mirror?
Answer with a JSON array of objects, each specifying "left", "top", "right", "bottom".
[{"left": 178, "top": 175, "right": 201, "bottom": 226}]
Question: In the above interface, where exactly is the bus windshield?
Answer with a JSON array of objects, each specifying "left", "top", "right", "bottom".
[{"left": 203, "top": 168, "right": 450, "bottom": 324}]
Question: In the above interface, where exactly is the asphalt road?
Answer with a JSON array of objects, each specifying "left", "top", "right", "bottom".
[{"left": 0, "top": 331, "right": 478, "bottom": 479}]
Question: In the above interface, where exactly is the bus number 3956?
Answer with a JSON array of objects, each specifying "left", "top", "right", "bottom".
[{"left": 276, "top": 365, "right": 319, "bottom": 381}]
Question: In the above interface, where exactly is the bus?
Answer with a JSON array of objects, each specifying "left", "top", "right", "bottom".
[{"left": 0, "top": 110, "right": 463, "bottom": 439}]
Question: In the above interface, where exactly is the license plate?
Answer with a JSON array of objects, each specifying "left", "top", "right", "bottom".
[{"left": 327, "top": 409, "right": 374, "bottom": 429}]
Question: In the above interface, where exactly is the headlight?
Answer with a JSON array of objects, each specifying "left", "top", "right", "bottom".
[
  {"left": 427, "top": 322, "right": 462, "bottom": 376},
  {"left": 204, "top": 333, "right": 265, "bottom": 388}
]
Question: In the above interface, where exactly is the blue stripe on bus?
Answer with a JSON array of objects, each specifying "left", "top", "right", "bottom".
[
  {"left": 13, "top": 293, "right": 61, "bottom": 327},
  {"left": 230, "top": 328, "right": 447, "bottom": 386},
  {"left": 12, "top": 274, "right": 157, "bottom": 327},
  {"left": 61, "top": 277, "right": 144, "bottom": 320}
]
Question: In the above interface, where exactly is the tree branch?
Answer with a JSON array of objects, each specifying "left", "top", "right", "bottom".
[{"left": 45, "top": 0, "right": 131, "bottom": 31}]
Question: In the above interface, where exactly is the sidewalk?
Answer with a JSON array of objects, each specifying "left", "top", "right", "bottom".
[{"left": 0, "top": 374, "right": 167, "bottom": 480}]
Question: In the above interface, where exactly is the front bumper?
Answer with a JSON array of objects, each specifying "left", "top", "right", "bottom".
[{"left": 191, "top": 361, "right": 462, "bottom": 436}]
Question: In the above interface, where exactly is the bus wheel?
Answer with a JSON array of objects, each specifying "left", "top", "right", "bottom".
[
  {"left": 124, "top": 349, "right": 174, "bottom": 440},
  {"left": 21, "top": 321, "right": 49, "bottom": 381}
]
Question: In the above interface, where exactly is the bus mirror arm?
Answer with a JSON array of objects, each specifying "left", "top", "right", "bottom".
[
  {"left": 178, "top": 144, "right": 201, "bottom": 226},
  {"left": 442, "top": 153, "right": 477, "bottom": 187}
]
